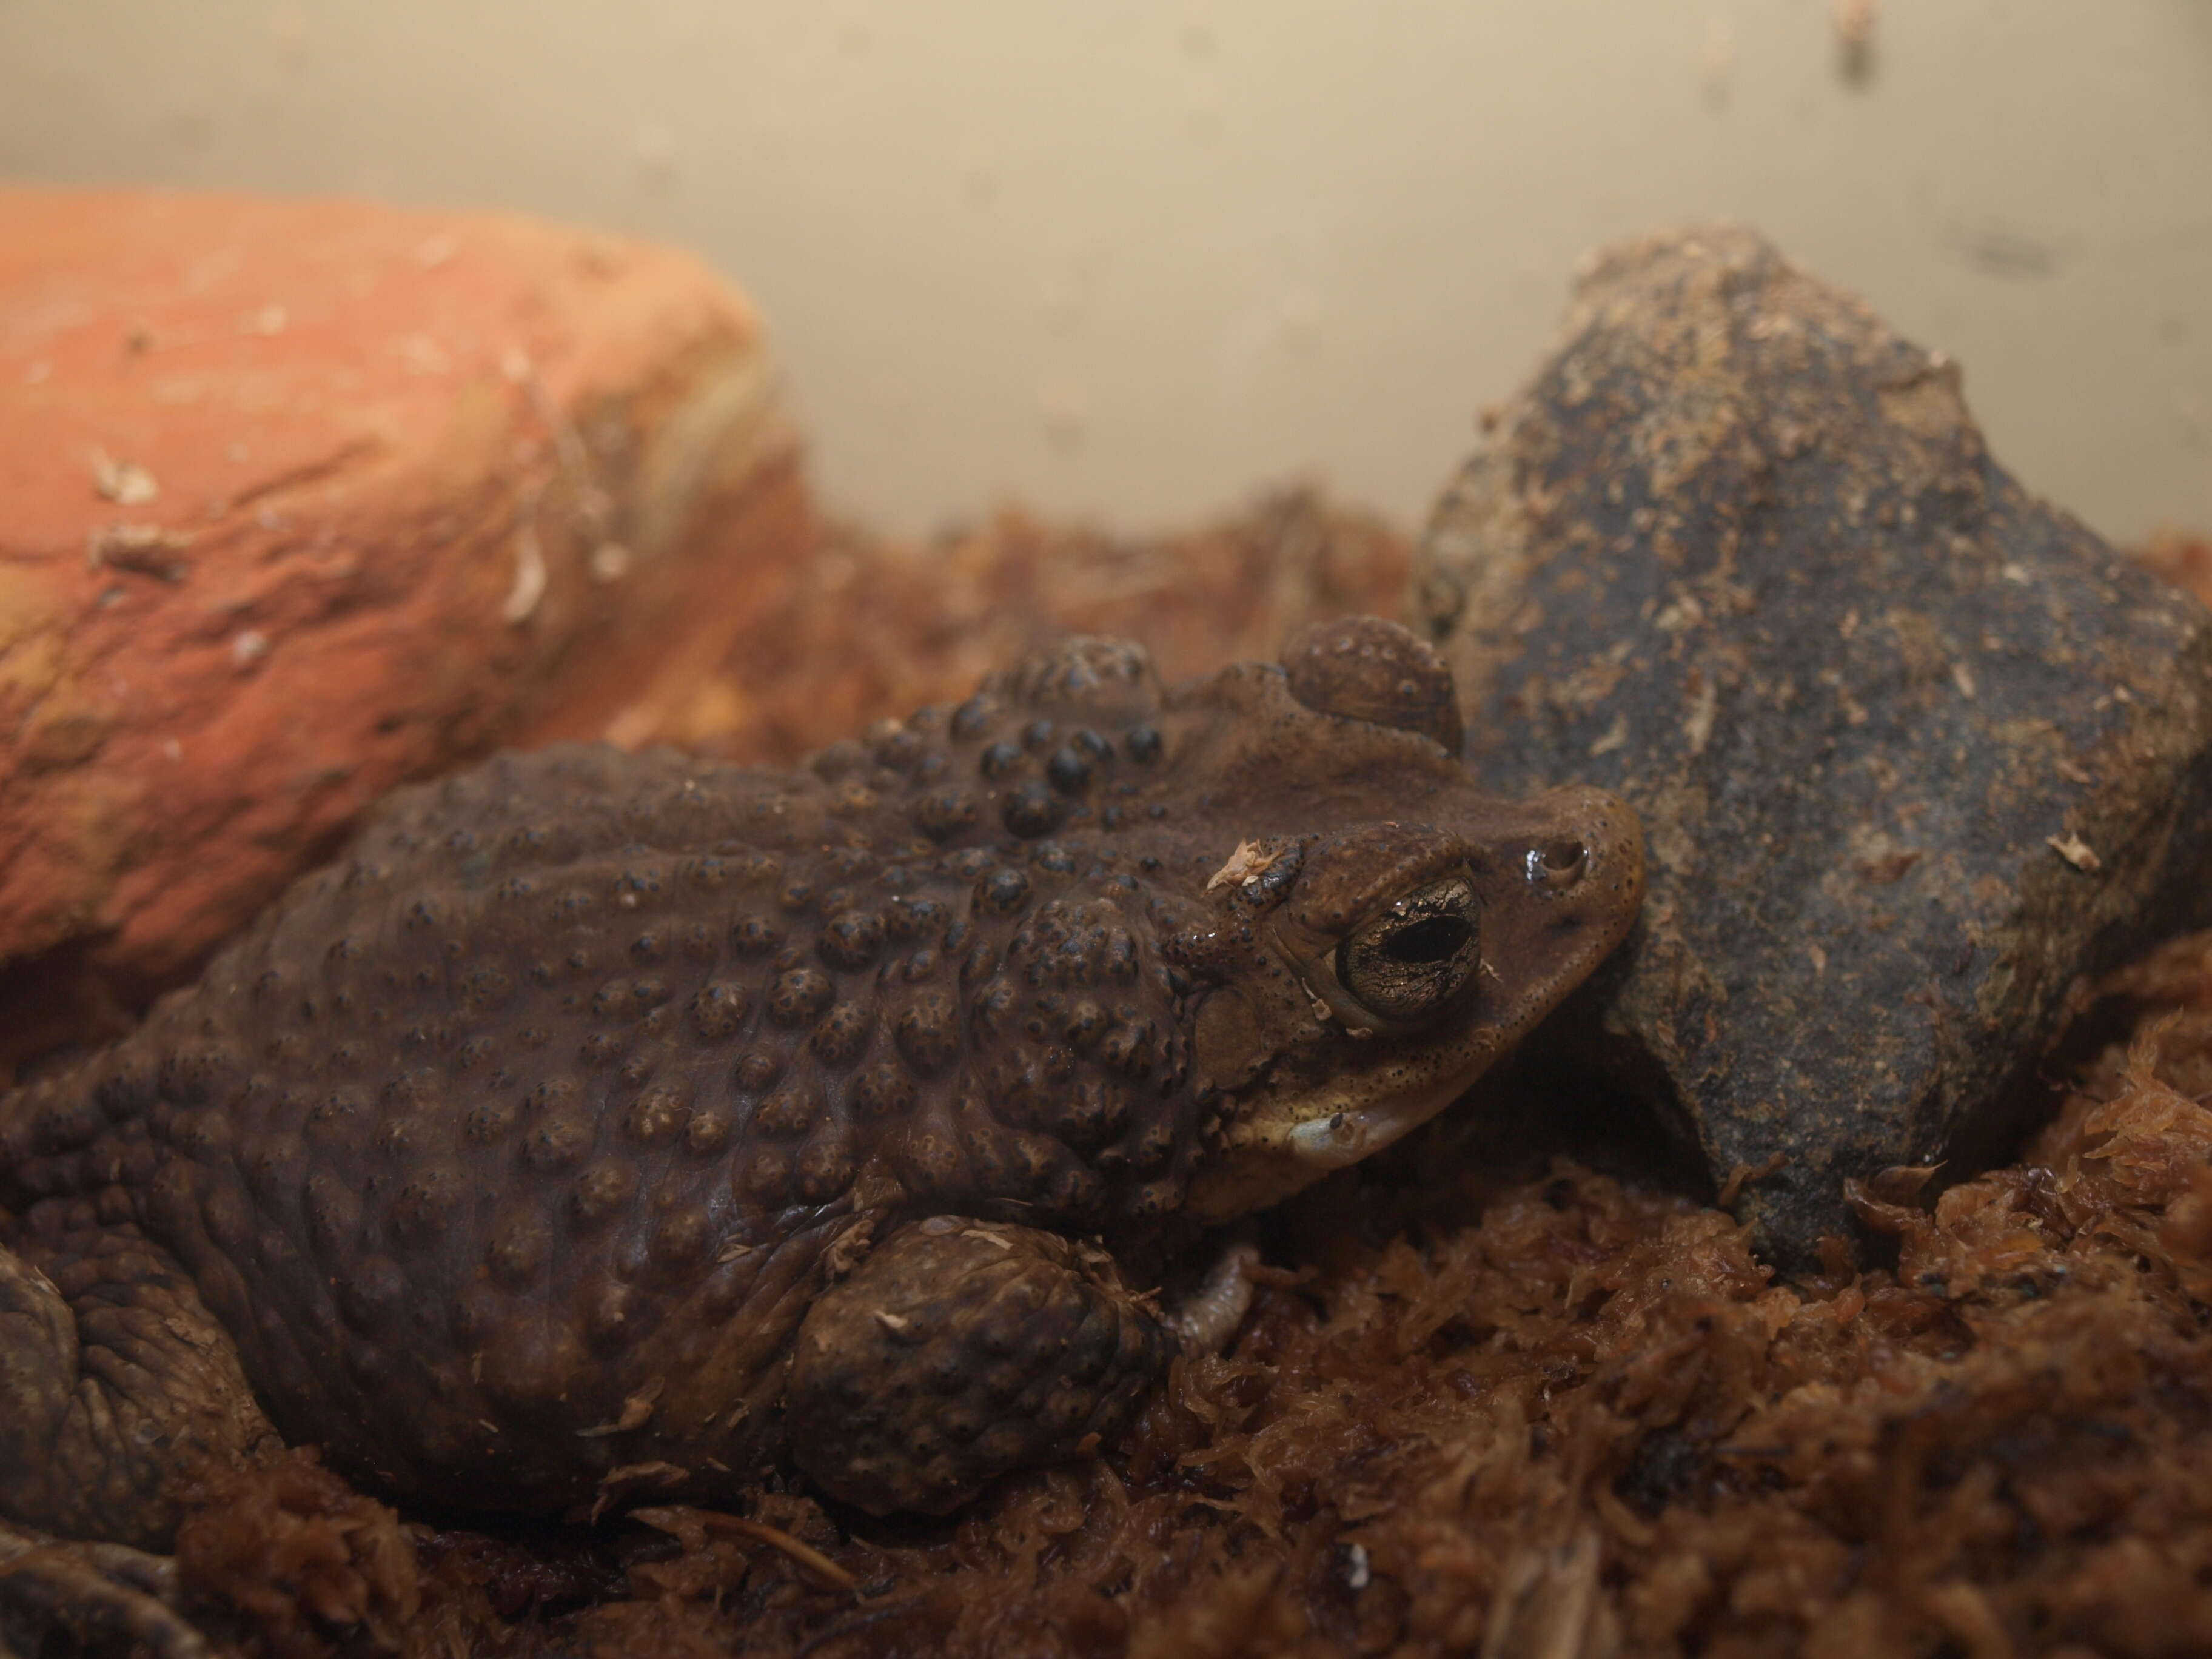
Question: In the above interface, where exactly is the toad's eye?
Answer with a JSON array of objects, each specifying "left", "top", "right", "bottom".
[{"left": 1333, "top": 876, "right": 1480, "bottom": 1024}]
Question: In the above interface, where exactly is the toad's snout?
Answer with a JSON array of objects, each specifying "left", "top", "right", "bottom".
[{"left": 1523, "top": 783, "right": 1646, "bottom": 947}]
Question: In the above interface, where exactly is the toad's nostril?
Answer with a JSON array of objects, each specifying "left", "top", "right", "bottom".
[{"left": 1529, "top": 839, "right": 1589, "bottom": 888}]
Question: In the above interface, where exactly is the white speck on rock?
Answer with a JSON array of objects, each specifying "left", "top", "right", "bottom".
[
  {"left": 504, "top": 516, "right": 548, "bottom": 625},
  {"left": 2047, "top": 833, "right": 2102, "bottom": 873}
]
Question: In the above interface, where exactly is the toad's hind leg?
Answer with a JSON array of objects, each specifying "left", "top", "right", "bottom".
[
  {"left": 0, "top": 1225, "right": 278, "bottom": 1657},
  {"left": 784, "top": 1219, "right": 1175, "bottom": 1515}
]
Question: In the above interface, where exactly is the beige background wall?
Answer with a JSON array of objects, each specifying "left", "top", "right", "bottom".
[{"left": 1, "top": 0, "right": 2206, "bottom": 545}]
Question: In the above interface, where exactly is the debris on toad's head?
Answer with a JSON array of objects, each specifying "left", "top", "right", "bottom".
[{"left": 1417, "top": 225, "right": 2212, "bottom": 1265}]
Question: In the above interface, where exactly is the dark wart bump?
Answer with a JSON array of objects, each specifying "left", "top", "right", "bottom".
[
  {"left": 811, "top": 739, "right": 868, "bottom": 780},
  {"left": 570, "top": 1159, "right": 639, "bottom": 1229},
  {"left": 1046, "top": 747, "right": 1092, "bottom": 793},
  {"left": 971, "top": 978, "right": 1017, "bottom": 1037},
  {"left": 794, "top": 1127, "right": 857, "bottom": 1202},
  {"left": 649, "top": 1207, "right": 712, "bottom": 1270},
  {"left": 754, "top": 1083, "right": 822, "bottom": 1138},
  {"left": 811, "top": 1000, "right": 874, "bottom": 1066},
  {"left": 522, "top": 1111, "right": 594, "bottom": 1170},
  {"left": 1126, "top": 1178, "right": 1184, "bottom": 1218},
  {"left": 848, "top": 1061, "right": 916, "bottom": 1119},
  {"left": 686, "top": 1107, "right": 732, "bottom": 1153},
  {"left": 914, "top": 788, "right": 978, "bottom": 842},
  {"left": 487, "top": 1215, "right": 552, "bottom": 1286},
  {"left": 950, "top": 694, "right": 996, "bottom": 738},
  {"left": 623, "top": 1086, "right": 691, "bottom": 1145},
  {"left": 304, "top": 1173, "right": 361, "bottom": 1255},
  {"left": 820, "top": 909, "right": 887, "bottom": 971},
  {"left": 580, "top": 1278, "right": 637, "bottom": 1350},
  {"left": 769, "top": 967, "right": 837, "bottom": 1027},
  {"left": 872, "top": 726, "right": 923, "bottom": 772},
  {"left": 690, "top": 980, "right": 753, "bottom": 1039},
  {"left": 895, "top": 991, "right": 960, "bottom": 1075},
  {"left": 739, "top": 1148, "right": 792, "bottom": 1201},
  {"left": 731, "top": 915, "right": 783, "bottom": 957},
  {"left": 594, "top": 976, "right": 672, "bottom": 1019},
  {"left": 978, "top": 867, "right": 1033, "bottom": 913},
  {"left": 1022, "top": 719, "right": 1056, "bottom": 751},
  {"left": 338, "top": 1255, "right": 404, "bottom": 1333},
  {"left": 463, "top": 1097, "right": 520, "bottom": 1144},
  {"left": 1124, "top": 725, "right": 1162, "bottom": 763},
  {"left": 389, "top": 1162, "right": 465, "bottom": 1244},
  {"left": 736, "top": 1048, "right": 785, "bottom": 1091},
  {"left": 1061, "top": 1078, "right": 1128, "bottom": 1146},
  {"left": 979, "top": 741, "right": 1022, "bottom": 780},
  {"left": 885, "top": 896, "right": 948, "bottom": 940},
  {"left": 1003, "top": 782, "right": 1065, "bottom": 839}
]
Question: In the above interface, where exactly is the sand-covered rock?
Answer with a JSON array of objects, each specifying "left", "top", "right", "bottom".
[{"left": 1413, "top": 227, "right": 2212, "bottom": 1264}]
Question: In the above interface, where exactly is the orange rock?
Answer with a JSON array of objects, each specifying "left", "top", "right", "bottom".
[{"left": 0, "top": 188, "right": 810, "bottom": 1007}]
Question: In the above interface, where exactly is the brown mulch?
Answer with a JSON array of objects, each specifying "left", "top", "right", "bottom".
[
  {"left": 169, "top": 932, "right": 2212, "bottom": 1659},
  {"left": 645, "top": 486, "right": 1413, "bottom": 766}
]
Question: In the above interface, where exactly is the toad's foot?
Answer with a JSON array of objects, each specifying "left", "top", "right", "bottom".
[
  {"left": 0, "top": 1228, "right": 276, "bottom": 1550},
  {"left": 0, "top": 1226, "right": 271, "bottom": 1659},
  {"left": 0, "top": 1529, "right": 207, "bottom": 1659},
  {"left": 784, "top": 1218, "right": 1174, "bottom": 1515},
  {"left": 1168, "top": 1241, "right": 1262, "bottom": 1355}
]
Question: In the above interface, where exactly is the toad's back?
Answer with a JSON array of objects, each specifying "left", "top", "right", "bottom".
[{"left": 2, "top": 711, "right": 1210, "bottom": 1508}]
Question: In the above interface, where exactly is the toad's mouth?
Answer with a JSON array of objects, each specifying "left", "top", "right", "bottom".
[{"left": 1183, "top": 1059, "right": 1493, "bottom": 1223}]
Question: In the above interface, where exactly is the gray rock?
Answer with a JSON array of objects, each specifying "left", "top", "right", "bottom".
[{"left": 1415, "top": 227, "right": 2212, "bottom": 1265}]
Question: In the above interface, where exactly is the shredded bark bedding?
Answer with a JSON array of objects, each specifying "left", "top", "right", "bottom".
[{"left": 166, "top": 934, "right": 2212, "bottom": 1659}]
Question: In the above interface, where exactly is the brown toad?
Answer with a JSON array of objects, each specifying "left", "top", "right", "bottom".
[{"left": 0, "top": 618, "right": 1640, "bottom": 1640}]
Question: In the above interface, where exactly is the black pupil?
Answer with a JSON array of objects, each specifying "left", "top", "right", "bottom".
[{"left": 1381, "top": 914, "right": 1472, "bottom": 965}]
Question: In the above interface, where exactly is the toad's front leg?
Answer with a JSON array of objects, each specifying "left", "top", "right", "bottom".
[
  {"left": 0, "top": 1226, "right": 278, "bottom": 1658},
  {"left": 783, "top": 1219, "right": 1178, "bottom": 1514}
]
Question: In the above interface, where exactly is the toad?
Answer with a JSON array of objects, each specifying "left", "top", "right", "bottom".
[{"left": 0, "top": 618, "right": 1641, "bottom": 1646}]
